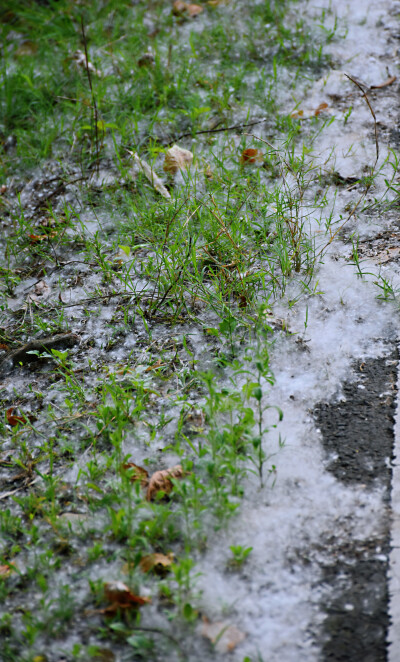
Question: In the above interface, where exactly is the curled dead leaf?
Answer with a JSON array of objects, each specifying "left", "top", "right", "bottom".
[
  {"left": 122, "top": 462, "right": 149, "bottom": 487},
  {"left": 28, "top": 233, "right": 45, "bottom": 244},
  {"left": 137, "top": 52, "right": 155, "bottom": 67},
  {"left": 163, "top": 144, "right": 193, "bottom": 175},
  {"left": 314, "top": 102, "right": 329, "bottom": 116},
  {"left": 241, "top": 148, "right": 264, "bottom": 165},
  {"left": 187, "top": 3, "right": 203, "bottom": 15},
  {"left": 28, "top": 231, "right": 58, "bottom": 244},
  {"left": 173, "top": 0, "right": 187, "bottom": 13},
  {"left": 375, "top": 246, "right": 400, "bottom": 264},
  {"left": 200, "top": 619, "right": 246, "bottom": 653},
  {"left": 104, "top": 581, "right": 150, "bottom": 610},
  {"left": 0, "top": 563, "right": 16, "bottom": 579},
  {"left": 6, "top": 407, "right": 33, "bottom": 427},
  {"left": 238, "top": 293, "right": 249, "bottom": 309},
  {"left": 290, "top": 102, "right": 329, "bottom": 120},
  {"left": 204, "top": 164, "right": 213, "bottom": 180},
  {"left": 34, "top": 280, "right": 51, "bottom": 298},
  {"left": 15, "top": 40, "right": 38, "bottom": 57},
  {"left": 139, "top": 552, "right": 174, "bottom": 575},
  {"left": 146, "top": 464, "right": 183, "bottom": 501},
  {"left": 173, "top": 0, "right": 204, "bottom": 17}
]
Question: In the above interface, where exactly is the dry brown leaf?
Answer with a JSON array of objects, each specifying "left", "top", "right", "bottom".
[
  {"left": 163, "top": 144, "right": 193, "bottom": 175},
  {"left": 139, "top": 552, "right": 174, "bottom": 575},
  {"left": 122, "top": 462, "right": 149, "bottom": 487},
  {"left": 34, "top": 280, "right": 51, "bottom": 297},
  {"left": 137, "top": 52, "right": 155, "bottom": 67},
  {"left": 238, "top": 293, "right": 249, "bottom": 309},
  {"left": 291, "top": 102, "right": 329, "bottom": 120},
  {"left": 240, "top": 148, "right": 264, "bottom": 165},
  {"left": 187, "top": 3, "right": 203, "bottom": 16},
  {"left": 104, "top": 581, "right": 151, "bottom": 609},
  {"left": 28, "top": 233, "right": 46, "bottom": 244},
  {"left": 0, "top": 563, "right": 16, "bottom": 578},
  {"left": 314, "top": 102, "right": 329, "bottom": 115},
  {"left": 28, "top": 231, "right": 57, "bottom": 244},
  {"left": 146, "top": 464, "right": 183, "bottom": 501},
  {"left": 172, "top": 0, "right": 204, "bottom": 17},
  {"left": 6, "top": 407, "right": 28, "bottom": 427},
  {"left": 204, "top": 164, "right": 213, "bottom": 180},
  {"left": 131, "top": 153, "right": 171, "bottom": 199},
  {"left": 200, "top": 619, "right": 246, "bottom": 653},
  {"left": 172, "top": 0, "right": 187, "bottom": 13},
  {"left": 15, "top": 40, "right": 38, "bottom": 57},
  {"left": 375, "top": 246, "right": 400, "bottom": 264}
]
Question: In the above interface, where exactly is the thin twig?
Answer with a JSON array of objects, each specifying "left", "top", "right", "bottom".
[
  {"left": 166, "top": 116, "right": 270, "bottom": 146},
  {"left": 81, "top": 18, "right": 99, "bottom": 174},
  {"left": 316, "top": 74, "right": 380, "bottom": 254},
  {"left": 345, "top": 73, "right": 379, "bottom": 167},
  {"left": 32, "top": 175, "right": 88, "bottom": 211},
  {"left": 41, "top": 290, "right": 176, "bottom": 313}
]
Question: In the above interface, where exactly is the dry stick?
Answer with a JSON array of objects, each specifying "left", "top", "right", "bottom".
[
  {"left": 167, "top": 117, "right": 270, "bottom": 146},
  {"left": 81, "top": 17, "right": 99, "bottom": 174},
  {"left": 370, "top": 75, "right": 397, "bottom": 90},
  {"left": 32, "top": 175, "right": 88, "bottom": 211},
  {"left": 0, "top": 475, "right": 46, "bottom": 501},
  {"left": 316, "top": 73, "right": 380, "bottom": 255},
  {"left": 27, "top": 290, "right": 184, "bottom": 317},
  {"left": 346, "top": 73, "right": 379, "bottom": 168}
]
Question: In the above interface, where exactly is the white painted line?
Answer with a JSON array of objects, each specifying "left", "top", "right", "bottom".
[{"left": 388, "top": 347, "right": 400, "bottom": 661}]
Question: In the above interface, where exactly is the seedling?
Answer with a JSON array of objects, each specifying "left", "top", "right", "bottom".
[{"left": 228, "top": 545, "right": 253, "bottom": 569}]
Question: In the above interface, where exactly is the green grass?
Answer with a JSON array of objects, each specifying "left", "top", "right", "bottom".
[{"left": 0, "top": 0, "right": 369, "bottom": 659}]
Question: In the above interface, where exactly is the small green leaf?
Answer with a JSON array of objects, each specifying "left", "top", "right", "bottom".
[
  {"left": 253, "top": 386, "right": 262, "bottom": 401},
  {"left": 205, "top": 327, "right": 219, "bottom": 336},
  {"left": 119, "top": 245, "right": 131, "bottom": 257},
  {"left": 87, "top": 483, "right": 103, "bottom": 493}
]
